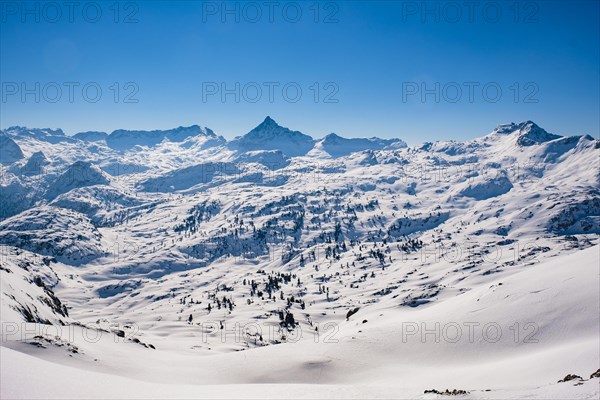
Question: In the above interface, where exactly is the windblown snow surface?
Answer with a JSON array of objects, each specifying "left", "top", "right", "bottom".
[{"left": 0, "top": 118, "right": 599, "bottom": 399}]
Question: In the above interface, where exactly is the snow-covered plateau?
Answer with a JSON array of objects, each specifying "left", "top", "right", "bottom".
[{"left": 0, "top": 117, "right": 598, "bottom": 399}]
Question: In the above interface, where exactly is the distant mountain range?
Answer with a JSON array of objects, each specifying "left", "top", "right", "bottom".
[{"left": 3, "top": 116, "right": 409, "bottom": 157}]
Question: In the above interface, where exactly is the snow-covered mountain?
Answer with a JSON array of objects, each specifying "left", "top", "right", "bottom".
[
  {"left": 228, "top": 116, "right": 315, "bottom": 156},
  {"left": 20, "top": 151, "right": 50, "bottom": 177},
  {"left": 312, "top": 132, "right": 407, "bottom": 157},
  {"left": 0, "top": 118, "right": 598, "bottom": 399},
  {"left": 44, "top": 161, "right": 112, "bottom": 200},
  {"left": 4, "top": 126, "right": 75, "bottom": 144},
  {"left": 0, "top": 132, "right": 25, "bottom": 164},
  {"left": 492, "top": 120, "right": 561, "bottom": 146},
  {"left": 72, "top": 131, "right": 108, "bottom": 142},
  {"left": 106, "top": 125, "right": 222, "bottom": 151}
]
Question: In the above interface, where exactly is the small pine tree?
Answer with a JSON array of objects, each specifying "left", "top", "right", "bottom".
[{"left": 285, "top": 312, "right": 296, "bottom": 327}]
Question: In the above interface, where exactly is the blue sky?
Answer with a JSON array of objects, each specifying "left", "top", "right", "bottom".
[{"left": 1, "top": 1, "right": 598, "bottom": 143}]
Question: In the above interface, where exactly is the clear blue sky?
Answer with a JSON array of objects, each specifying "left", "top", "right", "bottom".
[{"left": 1, "top": 1, "right": 598, "bottom": 143}]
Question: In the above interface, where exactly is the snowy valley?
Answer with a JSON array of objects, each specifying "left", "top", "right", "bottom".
[{"left": 0, "top": 117, "right": 599, "bottom": 399}]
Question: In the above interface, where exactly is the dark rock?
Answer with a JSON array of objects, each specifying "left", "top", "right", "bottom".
[
  {"left": 424, "top": 389, "right": 469, "bottom": 396},
  {"left": 346, "top": 307, "right": 360, "bottom": 320},
  {"left": 558, "top": 374, "right": 583, "bottom": 383}
]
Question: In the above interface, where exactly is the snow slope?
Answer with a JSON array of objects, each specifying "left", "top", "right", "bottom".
[
  {"left": 0, "top": 206, "right": 104, "bottom": 265},
  {"left": 1, "top": 246, "right": 598, "bottom": 399}
]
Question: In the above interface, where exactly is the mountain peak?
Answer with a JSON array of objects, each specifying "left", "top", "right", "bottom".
[
  {"left": 230, "top": 117, "right": 314, "bottom": 157},
  {"left": 255, "top": 116, "right": 280, "bottom": 130},
  {"left": 245, "top": 117, "right": 310, "bottom": 139},
  {"left": 517, "top": 120, "right": 542, "bottom": 133},
  {"left": 492, "top": 120, "right": 560, "bottom": 146},
  {"left": 493, "top": 120, "right": 541, "bottom": 135},
  {"left": 45, "top": 161, "right": 111, "bottom": 200}
]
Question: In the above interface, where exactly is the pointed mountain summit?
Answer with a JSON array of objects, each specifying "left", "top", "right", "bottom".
[
  {"left": 229, "top": 116, "right": 315, "bottom": 157},
  {"left": 258, "top": 116, "right": 278, "bottom": 129}
]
